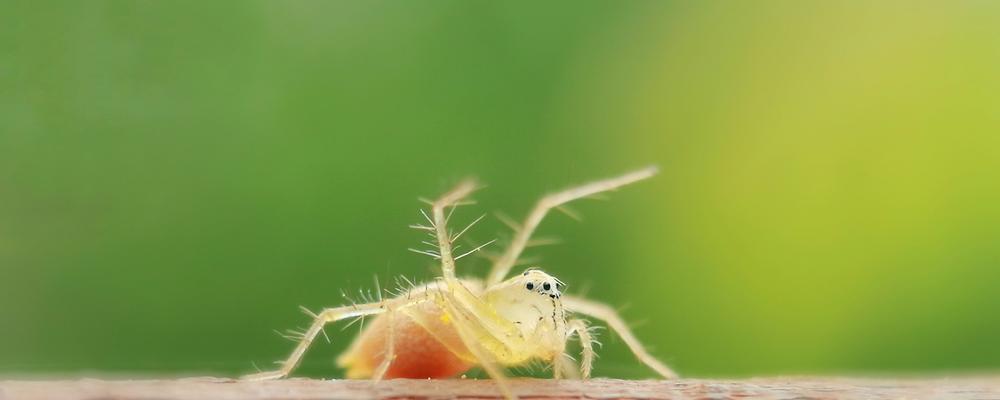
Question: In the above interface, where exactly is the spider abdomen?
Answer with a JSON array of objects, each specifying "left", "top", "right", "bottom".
[{"left": 336, "top": 281, "right": 480, "bottom": 379}]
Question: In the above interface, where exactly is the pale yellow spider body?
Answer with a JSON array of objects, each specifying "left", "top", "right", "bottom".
[
  {"left": 336, "top": 273, "right": 569, "bottom": 379},
  {"left": 243, "top": 167, "right": 677, "bottom": 399}
]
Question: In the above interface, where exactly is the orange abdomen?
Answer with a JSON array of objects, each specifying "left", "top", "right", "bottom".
[{"left": 336, "top": 300, "right": 474, "bottom": 379}]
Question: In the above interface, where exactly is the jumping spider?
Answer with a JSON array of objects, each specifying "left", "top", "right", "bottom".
[{"left": 243, "top": 167, "right": 677, "bottom": 398}]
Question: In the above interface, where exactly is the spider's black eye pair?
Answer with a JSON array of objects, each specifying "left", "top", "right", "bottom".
[{"left": 525, "top": 282, "right": 554, "bottom": 291}]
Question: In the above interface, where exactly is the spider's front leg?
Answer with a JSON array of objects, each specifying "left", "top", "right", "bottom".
[
  {"left": 242, "top": 297, "right": 427, "bottom": 381},
  {"left": 552, "top": 354, "right": 580, "bottom": 380},
  {"left": 563, "top": 295, "right": 678, "bottom": 379},
  {"left": 565, "top": 318, "right": 595, "bottom": 378}
]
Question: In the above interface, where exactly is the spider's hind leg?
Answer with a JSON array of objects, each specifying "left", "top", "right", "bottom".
[{"left": 242, "top": 297, "right": 427, "bottom": 381}]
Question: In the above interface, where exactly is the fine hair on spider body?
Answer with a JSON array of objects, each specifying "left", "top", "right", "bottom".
[{"left": 242, "top": 166, "right": 677, "bottom": 399}]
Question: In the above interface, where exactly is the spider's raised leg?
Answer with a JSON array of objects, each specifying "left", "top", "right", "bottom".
[
  {"left": 426, "top": 180, "right": 560, "bottom": 398},
  {"left": 487, "top": 166, "right": 658, "bottom": 286},
  {"left": 241, "top": 297, "right": 428, "bottom": 381},
  {"left": 426, "top": 179, "right": 479, "bottom": 284},
  {"left": 565, "top": 318, "right": 596, "bottom": 379},
  {"left": 428, "top": 181, "right": 524, "bottom": 342},
  {"left": 563, "top": 295, "right": 678, "bottom": 379}
]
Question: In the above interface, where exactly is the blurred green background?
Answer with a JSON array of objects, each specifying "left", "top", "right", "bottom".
[{"left": 2, "top": 1, "right": 1000, "bottom": 379}]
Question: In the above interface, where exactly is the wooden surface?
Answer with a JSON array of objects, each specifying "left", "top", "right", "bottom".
[{"left": 2, "top": 376, "right": 1000, "bottom": 400}]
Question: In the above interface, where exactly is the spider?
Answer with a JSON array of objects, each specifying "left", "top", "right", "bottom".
[{"left": 242, "top": 167, "right": 678, "bottom": 398}]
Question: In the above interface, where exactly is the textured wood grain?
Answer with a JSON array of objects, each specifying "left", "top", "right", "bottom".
[{"left": 2, "top": 376, "right": 999, "bottom": 400}]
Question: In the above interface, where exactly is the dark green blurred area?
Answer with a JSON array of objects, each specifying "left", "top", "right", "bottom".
[{"left": 2, "top": 1, "right": 1000, "bottom": 379}]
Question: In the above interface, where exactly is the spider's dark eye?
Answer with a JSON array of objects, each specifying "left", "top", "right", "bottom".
[
  {"left": 526, "top": 282, "right": 534, "bottom": 290},
  {"left": 543, "top": 282, "right": 551, "bottom": 291}
]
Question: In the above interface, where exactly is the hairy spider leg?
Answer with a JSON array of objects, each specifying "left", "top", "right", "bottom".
[
  {"left": 487, "top": 166, "right": 659, "bottom": 287},
  {"left": 428, "top": 183, "right": 531, "bottom": 398},
  {"left": 566, "top": 318, "right": 596, "bottom": 378},
  {"left": 551, "top": 352, "right": 579, "bottom": 380},
  {"left": 429, "top": 181, "right": 527, "bottom": 352},
  {"left": 562, "top": 295, "right": 678, "bottom": 379},
  {"left": 242, "top": 296, "right": 430, "bottom": 381}
]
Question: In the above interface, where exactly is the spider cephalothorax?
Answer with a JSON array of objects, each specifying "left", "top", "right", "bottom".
[
  {"left": 243, "top": 167, "right": 677, "bottom": 399},
  {"left": 483, "top": 269, "right": 568, "bottom": 362}
]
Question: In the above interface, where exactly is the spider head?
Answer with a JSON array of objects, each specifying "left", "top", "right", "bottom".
[{"left": 483, "top": 268, "right": 567, "bottom": 349}]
